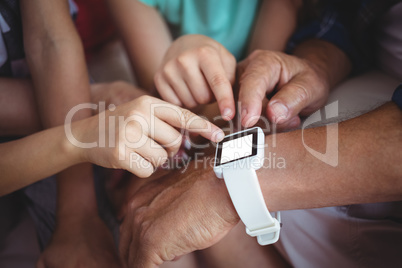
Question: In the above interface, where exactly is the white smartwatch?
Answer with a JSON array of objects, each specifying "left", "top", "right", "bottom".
[{"left": 214, "top": 127, "right": 281, "bottom": 245}]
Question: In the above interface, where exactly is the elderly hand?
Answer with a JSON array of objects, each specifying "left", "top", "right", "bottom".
[
  {"left": 237, "top": 49, "right": 329, "bottom": 129},
  {"left": 119, "top": 165, "right": 239, "bottom": 267},
  {"left": 154, "top": 34, "right": 236, "bottom": 120},
  {"left": 237, "top": 40, "right": 351, "bottom": 130}
]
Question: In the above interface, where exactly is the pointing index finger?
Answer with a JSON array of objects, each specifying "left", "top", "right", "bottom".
[
  {"left": 152, "top": 99, "right": 225, "bottom": 142},
  {"left": 200, "top": 52, "right": 235, "bottom": 120}
]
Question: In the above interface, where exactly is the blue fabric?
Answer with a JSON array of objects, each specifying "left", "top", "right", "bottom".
[
  {"left": 138, "top": 0, "right": 260, "bottom": 60},
  {"left": 392, "top": 84, "right": 402, "bottom": 110}
]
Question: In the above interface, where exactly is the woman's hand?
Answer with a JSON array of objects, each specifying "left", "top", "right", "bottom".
[
  {"left": 155, "top": 34, "right": 236, "bottom": 120},
  {"left": 69, "top": 95, "right": 224, "bottom": 178}
]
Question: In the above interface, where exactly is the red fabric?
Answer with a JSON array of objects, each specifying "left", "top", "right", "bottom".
[{"left": 74, "top": 0, "right": 116, "bottom": 58}]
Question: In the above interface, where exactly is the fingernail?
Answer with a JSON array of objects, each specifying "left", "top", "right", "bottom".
[
  {"left": 222, "top": 108, "right": 232, "bottom": 119},
  {"left": 216, "top": 131, "right": 225, "bottom": 142},
  {"left": 271, "top": 102, "right": 288, "bottom": 124}
]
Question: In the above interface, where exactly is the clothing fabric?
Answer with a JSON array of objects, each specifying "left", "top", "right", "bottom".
[
  {"left": 0, "top": 0, "right": 119, "bottom": 250},
  {"left": 137, "top": 0, "right": 260, "bottom": 60},
  {"left": 392, "top": 84, "right": 402, "bottom": 109},
  {"left": 287, "top": 0, "right": 401, "bottom": 73},
  {"left": 278, "top": 2, "right": 402, "bottom": 266},
  {"left": 21, "top": 167, "right": 119, "bottom": 250},
  {"left": 376, "top": 2, "right": 402, "bottom": 80},
  {"left": 74, "top": 0, "right": 116, "bottom": 59}
]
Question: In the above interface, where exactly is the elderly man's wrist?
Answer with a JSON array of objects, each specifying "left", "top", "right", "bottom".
[{"left": 202, "top": 167, "right": 241, "bottom": 225}]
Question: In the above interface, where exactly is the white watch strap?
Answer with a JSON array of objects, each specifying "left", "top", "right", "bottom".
[{"left": 222, "top": 168, "right": 280, "bottom": 245}]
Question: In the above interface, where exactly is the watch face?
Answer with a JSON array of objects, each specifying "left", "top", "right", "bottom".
[{"left": 215, "top": 128, "right": 258, "bottom": 167}]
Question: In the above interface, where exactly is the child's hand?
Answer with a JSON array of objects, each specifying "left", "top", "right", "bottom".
[
  {"left": 70, "top": 96, "right": 224, "bottom": 178},
  {"left": 90, "top": 81, "right": 148, "bottom": 110},
  {"left": 155, "top": 34, "right": 236, "bottom": 120}
]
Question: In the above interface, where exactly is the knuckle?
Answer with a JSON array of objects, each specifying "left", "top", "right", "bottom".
[
  {"left": 210, "top": 73, "right": 229, "bottom": 88},
  {"left": 132, "top": 206, "right": 146, "bottom": 226},
  {"left": 195, "top": 91, "right": 211, "bottom": 104},
  {"left": 135, "top": 95, "right": 155, "bottom": 111},
  {"left": 175, "top": 54, "right": 191, "bottom": 69},
  {"left": 180, "top": 109, "right": 196, "bottom": 127},
  {"left": 168, "top": 135, "right": 182, "bottom": 155},
  {"left": 294, "top": 84, "right": 310, "bottom": 105},
  {"left": 197, "top": 45, "right": 215, "bottom": 59},
  {"left": 162, "top": 62, "right": 175, "bottom": 78}
]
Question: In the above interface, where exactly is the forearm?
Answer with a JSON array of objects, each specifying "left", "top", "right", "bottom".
[
  {"left": 248, "top": 0, "right": 301, "bottom": 52},
  {"left": 260, "top": 102, "right": 402, "bottom": 211},
  {"left": 21, "top": 0, "right": 97, "bottom": 215},
  {"left": 0, "top": 78, "right": 41, "bottom": 136},
  {"left": 293, "top": 39, "right": 352, "bottom": 89},
  {"left": 0, "top": 125, "right": 81, "bottom": 196},
  {"left": 107, "top": 0, "right": 172, "bottom": 90}
]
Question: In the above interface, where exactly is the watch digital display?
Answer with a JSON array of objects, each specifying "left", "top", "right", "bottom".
[{"left": 215, "top": 128, "right": 258, "bottom": 166}]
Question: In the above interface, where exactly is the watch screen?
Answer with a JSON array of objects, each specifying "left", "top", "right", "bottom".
[
  {"left": 215, "top": 128, "right": 259, "bottom": 166},
  {"left": 220, "top": 134, "right": 253, "bottom": 164}
]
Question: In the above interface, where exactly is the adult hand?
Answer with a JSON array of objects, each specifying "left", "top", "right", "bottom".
[
  {"left": 37, "top": 214, "right": 121, "bottom": 268},
  {"left": 69, "top": 96, "right": 224, "bottom": 178},
  {"left": 154, "top": 34, "right": 236, "bottom": 120},
  {"left": 237, "top": 49, "right": 330, "bottom": 129},
  {"left": 119, "top": 166, "right": 239, "bottom": 267}
]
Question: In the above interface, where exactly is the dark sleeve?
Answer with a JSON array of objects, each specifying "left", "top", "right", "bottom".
[
  {"left": 392, "top": 84, "right": 402, "bottom": 110},
  {"left": 286, "top": 0, "right": 399, "bottom": 74}
]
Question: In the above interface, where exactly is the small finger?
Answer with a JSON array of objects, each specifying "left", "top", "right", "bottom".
[
  {"left": 154, "top": 72, "right": 182, "bottom": 107},
  {"left": 161, "top": 64, "right": 198, "bottom": 108},
  {"left": 200, "top": 53, "right": 235, "bottom": 120},
  {"left": 180, "top": 65, "right": 213, "bottom": 105},
  {"left": 150, "top": 118, "right": 183, "bottom": 156}
]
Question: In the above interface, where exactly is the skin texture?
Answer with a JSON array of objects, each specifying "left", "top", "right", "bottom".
[
  {"left": 154, "top": 35, "right": 237, "bottom": 119},
  {"left": 106, "top": 0, "right": 300, "bottom": 123},
  {"left": 0, "top": 80, "right": 147, "bottom": 137},
  {"left": 119, "top": 102, "right": 402, "bottom": 267},
  {"left": 19, "top": 0, "right": 123, "bottom": 266},
  {"left": 106, "top": 0, "right": 172, "bottom": 91},
  {"left": 0, "top": 96, "right": 223, "bottom": 196},
  {"left": 238, "top": 40, "right": 352, "bottom": 128}
]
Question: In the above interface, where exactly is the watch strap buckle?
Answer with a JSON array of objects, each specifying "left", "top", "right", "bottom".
[{"left": 246, "top": 218, "right": 281, "bottom": 245}]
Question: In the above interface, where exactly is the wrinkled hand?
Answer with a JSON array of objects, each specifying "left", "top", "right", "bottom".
[
  {"left": 90, "top": 81, "right": 148, "bottom": 109},
  {"left": 37, "top": 214, "right": 121, "bottom": 268},
  {"left": 155, "top": 34, "right": 236, "bottom": 120},
  {"left": 119, "top": 166, "right": 239, "bottom": 267},
  {"left": 237, "top": 50, "right": 330, "bottom": 129},
  {"left": 70, "top": 96, "right": 224, "bottom": 178}
]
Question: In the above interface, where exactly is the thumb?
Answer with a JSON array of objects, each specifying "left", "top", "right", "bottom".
[{"left": 267, "top": 74, "right": 324, "bottom": 125}]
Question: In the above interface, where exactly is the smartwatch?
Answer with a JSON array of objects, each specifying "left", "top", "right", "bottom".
[{"left": 214, "top": 127, "right": 281, "bottom": 245}]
